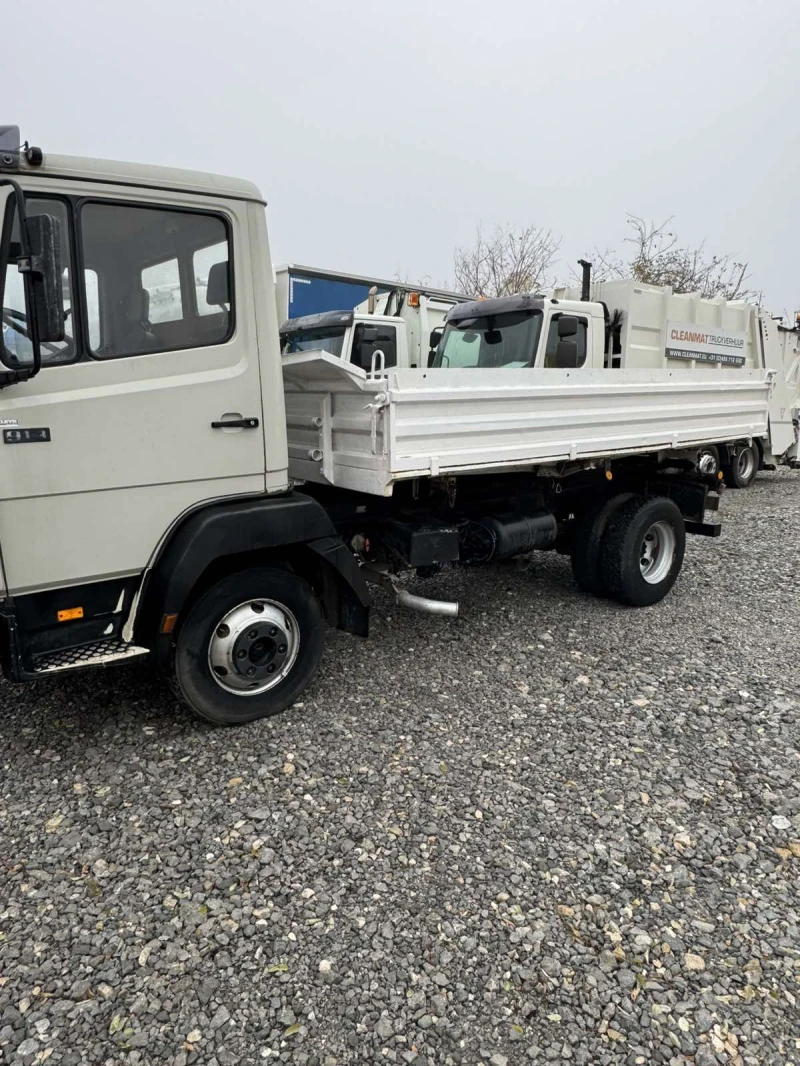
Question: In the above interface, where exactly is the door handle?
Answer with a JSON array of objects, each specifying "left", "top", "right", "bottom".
[{"left": 211, "top": 417, "right": 260, "bottom": 429}]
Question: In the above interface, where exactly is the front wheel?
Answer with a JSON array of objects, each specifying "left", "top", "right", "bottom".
[
  {"left": 174, "top": 567, "right": 325, "bottom": 725},
  {"left": 600, "top": 497, "right": 686, "bottom": 607},
  {"left": 722, "top": 443, "right": 758, "bottom": 489}
]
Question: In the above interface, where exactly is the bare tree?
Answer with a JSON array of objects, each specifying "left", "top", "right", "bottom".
[
  {"left": 580, "top": 215, "right": 758, "bottom": 301},
  {"left": 454, "top": 224, "right": 560, "bottom": 299}
]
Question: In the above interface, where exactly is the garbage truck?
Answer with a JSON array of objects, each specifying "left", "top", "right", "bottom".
[
  {"left": 0, "top": 126, "right": 785, "bottom": 726},
  {"left": 547, "top": 270, "right": 800, "bottom": 489}
]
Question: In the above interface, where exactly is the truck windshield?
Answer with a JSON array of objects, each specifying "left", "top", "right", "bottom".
[
  {"left": 432, "top": 310, "right": 542, "bottom": 369},
  {"left": 282, "top": 326, "right": 347, "bottom": 357}
]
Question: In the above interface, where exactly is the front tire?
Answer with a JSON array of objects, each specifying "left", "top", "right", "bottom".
[
  {"left": 600, "top": 497, "right": 686, "bottom": 607},
  {"left": 174, "top": 567, "right": 325, "bottom": 726}
]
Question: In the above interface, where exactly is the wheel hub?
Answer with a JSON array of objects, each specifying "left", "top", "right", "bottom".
[
  {"left": 208, "top": 600, "right": 299, "bottom": 695},
  {"left": 737, "top": 447, "right": 755, "bottom": 481},
  {"left": 698, "top": 450, "right": 718, "bottom": 475},
  {"left": 639, "top": 520, "right": 677, "bottom": 585}
]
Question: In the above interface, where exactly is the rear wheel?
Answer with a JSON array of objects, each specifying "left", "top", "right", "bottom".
[
  {"left": 174, "top": 567, "right": 325, "bottom": 725},
  {"left": 723, "top": 442, "right": 758, "bottom": 489},
  {"left": 571, "top": 493, "right": 635, "bottom": 596},
  {"left": 697, "top": 445, "right": 720, "bottom": 477},
  {"left": 600, "top": 496, "right": 686, "bottom": 606}
]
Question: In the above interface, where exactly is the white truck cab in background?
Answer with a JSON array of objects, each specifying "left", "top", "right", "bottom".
[{"left": 280, "top": 287, "right": 462, "bottom": 374}]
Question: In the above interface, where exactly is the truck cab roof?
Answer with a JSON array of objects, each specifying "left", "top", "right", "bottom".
[{"left": 2, "top": 150, "right": 264, "bottom": 204}]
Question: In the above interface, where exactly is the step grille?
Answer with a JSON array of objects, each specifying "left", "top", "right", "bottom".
[{"left": 31, "top": 639, "right": 149, "bottom": 675}]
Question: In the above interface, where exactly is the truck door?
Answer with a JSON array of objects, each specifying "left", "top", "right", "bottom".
[
  {"left": 350, "top": 322, "right": 399, "bottom": 373},
  {"left": 0, "top": 187, "right": 266, "bottom": 598},
  {"left": 539, "top": 312, "right": 591, "bottom": 367}
]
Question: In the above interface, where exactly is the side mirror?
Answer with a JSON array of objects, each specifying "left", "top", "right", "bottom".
[
  {"left": 553, "top": 339, "right": 579, "bottom": 368},
  {"left": 557, "top": 315, "right": 578, "bottom": 338},
  {"left": 206, "top": 260, "right": 230, "bottom": 306},
  {"left": 429, "top": 327, "right": 443, "bottom": 350},
  {"left": 26, "top": 214, "right": 65, "bottom": 343}
]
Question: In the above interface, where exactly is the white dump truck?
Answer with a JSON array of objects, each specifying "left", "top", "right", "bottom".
[
  {"left": 0, "top": 126, "right": 789, "bottom": 726},
  {"left": 282, "top": 267, "right": 799, "bottom": 495}
]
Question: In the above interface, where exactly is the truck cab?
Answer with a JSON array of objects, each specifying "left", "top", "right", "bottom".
[
  {"left": 0, "top": 128, "right": 370, "bottom": 725},
  {"left": 280, "top": 290, "right": 461, "bottom": 372},
  {"left": 431, "top": 294, "right": 607, "bottom": 370}
]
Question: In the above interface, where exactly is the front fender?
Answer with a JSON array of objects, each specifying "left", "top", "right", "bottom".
[{"left": 137, "top": 491, "right": 370, "bottom": 657}]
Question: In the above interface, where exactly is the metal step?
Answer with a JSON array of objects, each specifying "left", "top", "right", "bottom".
[{"left": 31, "top": 638, "right": 149, "bottom": 676}]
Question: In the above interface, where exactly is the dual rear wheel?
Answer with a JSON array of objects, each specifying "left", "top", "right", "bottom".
[
  {"left": 571, "top": 494, "right": 686, "bottom": 606},
  {"left": 722, "top": 442, "right": 758, "bottom": 489}
]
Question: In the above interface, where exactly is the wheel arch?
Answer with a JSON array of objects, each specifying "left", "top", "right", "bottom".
[{"left": 135, "top": 493, "right": 370, "bottom": 661}]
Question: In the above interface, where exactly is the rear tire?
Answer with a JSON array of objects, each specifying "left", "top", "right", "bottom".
[
  {"left": 697, "top": 445, "right": 720, "bottom": 477},
  {"left": 571, "top": 493, "right": 635, "bottom": 596},
  {"left": 722, "top": 443, "right": 758, "bottom": 489},
  {"left": 174, "top": 567, "right": 325, "bottom": 726},
  {"left": 600, "top": 497, "right": 686, "bottom": 607}
]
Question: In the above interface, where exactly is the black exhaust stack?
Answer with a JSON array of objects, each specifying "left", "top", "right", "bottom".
[{"left": 578, "top": 259, "right": 592, "bottom": 302}]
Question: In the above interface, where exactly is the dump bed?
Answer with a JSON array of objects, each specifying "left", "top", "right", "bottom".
[{"left": 283, "top": 351, "right": 771, "bottom": 496}]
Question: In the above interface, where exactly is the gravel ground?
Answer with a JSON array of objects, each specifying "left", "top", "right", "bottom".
[{"left": 1, "top": 472, "right": 799, "bottom": 1066}]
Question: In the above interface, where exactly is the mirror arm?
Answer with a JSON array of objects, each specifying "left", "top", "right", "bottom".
[{"left": 0, "top": 177, "right": 42, "bottom": 381}]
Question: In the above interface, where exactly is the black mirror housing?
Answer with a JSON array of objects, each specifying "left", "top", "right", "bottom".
[
  {"left": 557, "top": 315, "right": 578, "bottom": 338},
  {"left": 26, "top": 213, "right": 65, "bottom": 343},
  {"left": 553, "top": 339, "right": 579, "bottom": 368},
  {"left": 429, "top": 327, "right": 443, "bottom": 350},
  {"left": 206, "top": 260, "right": 230, "bottom": 306}
]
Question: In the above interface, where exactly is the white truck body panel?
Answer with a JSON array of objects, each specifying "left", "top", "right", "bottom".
[
  {"left": 553, "top": 279, "right": 763, "bottom": 369},
  {"left": 283, "top": 351, "right": 771, "bottom": 496}
]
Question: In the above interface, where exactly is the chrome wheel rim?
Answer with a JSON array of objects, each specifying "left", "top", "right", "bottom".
[
  {"left": 737, "top": 447, "right": 755, "bottom": 482},
  {"left": 208, "top": 599, "right": 299, "bottom": 696},
  {"left": 639, "top": 520, "right": 676, "bottom": 585},
  {"left": 698, "top": 449, "right": 718, "bottom": 475}
]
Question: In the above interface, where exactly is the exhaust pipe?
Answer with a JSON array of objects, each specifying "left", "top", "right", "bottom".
[
  {"left": 578, "top": 259, "right": 592, "bottom": 302},
  {"left": 362, "top": 562, "right": 460, "bottom": 617},
  {"left": 396, "top": 588, "right": 459, "bottom": 618}
]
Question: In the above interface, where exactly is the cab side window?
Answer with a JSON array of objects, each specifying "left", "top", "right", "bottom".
[
  {"left": 351, "top": 323, "right": 397, "bottom": 371},
  {"left": 80, "top": 202, "right": 232, "bottom": 359},
  {"left": 543, "top": 315, "right": 588, "bottom": 368}
]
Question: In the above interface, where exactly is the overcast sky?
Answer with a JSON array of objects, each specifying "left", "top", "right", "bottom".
[{"left": 10, "top": 0, "right": 800, "bottom": 316}]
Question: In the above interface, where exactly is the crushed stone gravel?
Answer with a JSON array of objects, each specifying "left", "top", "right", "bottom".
[{"left": 1, "top": 471, "right": 799, "bottom": 1065}]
